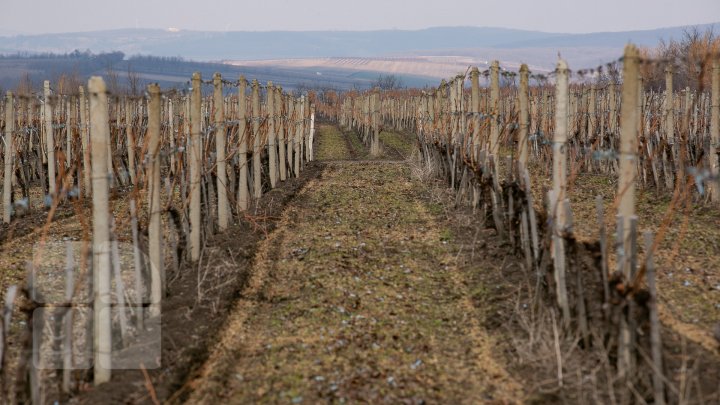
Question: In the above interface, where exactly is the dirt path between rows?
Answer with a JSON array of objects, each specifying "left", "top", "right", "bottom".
[{"left": 177, "top": 126, "right": 520, "bottom": 404}]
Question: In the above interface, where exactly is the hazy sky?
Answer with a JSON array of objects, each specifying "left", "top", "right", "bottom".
[{"left": 1, "top": 0, "right": 718, "bottom": 35}]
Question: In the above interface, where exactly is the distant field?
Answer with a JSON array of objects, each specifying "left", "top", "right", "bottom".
[{"left": 227, "top": 56, "right": 483, "bottom": 80}]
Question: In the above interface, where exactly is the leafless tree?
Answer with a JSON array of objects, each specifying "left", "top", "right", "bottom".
[
  {"left": 127, "top": 64, "right": 141, "bottom": 96},
  {"left": 641, "top": 26, "right": 719, "bottom": 91},
  {"left": 106, "top": 65, "right": 120, "bottom": 95},
  {"left": 372, "top": 74, "right": 404, "bottom": 90}
]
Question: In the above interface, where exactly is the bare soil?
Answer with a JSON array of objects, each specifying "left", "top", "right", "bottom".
[{"left": 3, "top": 123, "right": 717, "bottom": 403}]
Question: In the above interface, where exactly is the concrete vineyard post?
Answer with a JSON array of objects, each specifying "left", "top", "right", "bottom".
[
  {"left": 4, "top": 92, "right": 13, "bottom": 223},
  {"left": 710, "top": 57, "right": 719, "bottom": 203},
  {"left": 213, "top": 73, "right": 229, "bottom": 230},
  {"left": 88, "top": 76, "right": 112, "bottom": 384},
  {"left": 190, "top": 73, "right": 202, "bottom": 261},
  {"left": 267, "top": 81, "right": 277, "bottom": 188},
  {"left": 252, "top": 80, "right": 262, "bottom": 197},
  {"left": 618, "top": 45, "right": 639, "bottom": 277},
  {"left": 147, "top": 84, "right": 163, "bottom": 316},
  {"left": 552, "top": 59, "right": 571, "bottom": 325},
  {"left": 237, "top": 77, "right": 249, "bottom": 211},
  {"left": 45, "top": 81, "right": 56, "bottom": 196},
  {"left": 518, "top": 64, "right": 529, "bottom": 173}
]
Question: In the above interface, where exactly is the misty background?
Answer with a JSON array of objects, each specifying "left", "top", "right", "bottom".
[{"left": 0, "top": 0, "right": 718, "bottom": 91}]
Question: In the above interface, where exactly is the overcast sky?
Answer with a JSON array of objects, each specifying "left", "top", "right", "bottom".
[{"left": 1, "top": 0, "right": 718, "bottom": 35}]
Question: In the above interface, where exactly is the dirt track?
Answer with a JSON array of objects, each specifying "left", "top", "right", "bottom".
[
  {"left": 68, "top": 123, "right": 719, "bottom": 404},
  {"left": 180, "top": 126, "right": 520, "bottom": 403}
]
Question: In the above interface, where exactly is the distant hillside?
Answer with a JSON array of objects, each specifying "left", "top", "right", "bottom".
[
  {"left": 0, "top": 53, "right": 439, "bottom": 92},
  {"left": 0, "top": 23, "right": 717, "bottom": 90},
  {"left": 0, "top": 23, "right": 716, "bottom": 63}
]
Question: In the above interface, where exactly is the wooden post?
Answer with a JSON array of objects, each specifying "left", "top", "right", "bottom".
[
  {"left": 62, "top": 241, "right": 74, "bottom": 392},
  {"left": 552, "top": 59, "right": 571, "bottom": 325},
  {"left": 147, "top": 84, "right": 163, "bottom": 316},
  {"left": 518, "top": 64, "right": 530, "bottom": 173},
  {"left": 553, "top": 60, "right": 570, "bottom": 218},
  {"left": 168, "top": 98, "right": 175, "bottom": 176},
  {"left": 470, "top": 67, "right": 481, "bottom": 162},
  {"left": 370, "top": 92, "right": 380, "bottom": 156},
  {"left": 237, "top": 77, "right": 249, "bottom": 211},
  {"left": 294, "top": 97, "right": 302, "bottom": 176},
  {"left": 251, "top": 80, "right": 262, "bottom": 197},
  {"left": 609, "top": 80, "right": 617, "bottom": 136},
  {"left": 277, "top": 87, "right": 287, "bottom": 181},
  {"left": 213, "top": 73, "right": 229, "bottom": 229},
  {"left": 3, "top": 92, "right": 13, "bottom": 223},
  {"left": 79, "top": 87, "right": 91, "bottom": 197},
  {"left": 107, "top": 99, "right": 115, "bottom": 189},
  {"left": 44, "top": 81, "right": 56, "bottom": 196},
  {"left": 65, "top": 98, "right": 72, "bottom": 169},
  {"left": 618, "top": 45, "right": 639, "bottom": 278},
  {"left": 123, "top": 99, "right": 134, "bottom": 185},
  {"left": 644, "top": 232, "right": 665, "bottom": 405},
  {"left": 285, "top": 95, "right": 295, "bottom": 178},
  {"left": 309, "top": 105, "right": 315, "bottom": 162},
  {"left": 710, "top": 57, "right": 719, "bottom": 203},
  {"left": 190, "top": 73, "right": 202, "bottom": 261},
  {"left": 130, "top": 199, "right": 144, "bottom": 330},
  {"left": 664, "top": 67, "right": 675, "bottom": 190},
  {"left": 88, "top": 76, "right": 112, "bottom": 384},
  {"left": 267, "top": 81, "right": 277, "bottom": 188},
  {"left": 303, "top": 95, "right": 310, "bottom": 166},
  {"left": 489, "top": 61, "right": 500, "bottom": 164}
]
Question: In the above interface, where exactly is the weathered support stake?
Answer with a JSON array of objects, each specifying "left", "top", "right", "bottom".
[
  {"left": 190, "top": 73, "right": 202, "bottom": 261},
  {"left": 213, "top": 73, "right": 229, "bottom": 229},
  {"left": 278, "top": 87, "right": 287, "bottom": 181},
  {"left": 147, "top": 83, "right": 163, "bottom": 316},
  {"left": 44, "top": 81, "right": 56, "bottom": 197},
  {"left": 552, "top": 58, "right": 571, "bottom": 326},
  {"left": 644, "top": 231, "right": 665, "bottom": 405},
  {"left": 664, "top": 67, "right": 675, "bottom": 191},
  {"left": 80, "top": 86, "right": 91, "bottom": 197},
  {"left": 370, "top": 92, "right": 380, "bottom": 157},
  {"left": 489, "top": 61, "right": 501, "bottom": 174},
  {"left": 3, "top": 92, "right": 13, "bottom": 223},
  {"left": 251, "top": 80, "right": 262, "bottom": 197},
  {"left": 267, "top": 81, "right": 278, "bottom": 188},
  {"left": 88, "top": 76, "right": 112, "bottom": 384},
  {"left": 618, "top": 44, "right": 639, "bottom": 278},
  {"left": 126, "top": 98, "right": 136, "bottom": 185},
  {"left": 710, "top": 57, "right": 719, "bottom": 203},
  {"left": 518, "top": 64, "right": 530, "bottom": 173},
  {"left": 237, "top": 77, "right": 249, "bottom": 211}
]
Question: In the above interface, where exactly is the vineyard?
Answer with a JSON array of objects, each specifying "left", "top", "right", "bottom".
[{"left": 0, "top": 41, "right": 718, "bottom": 404}]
